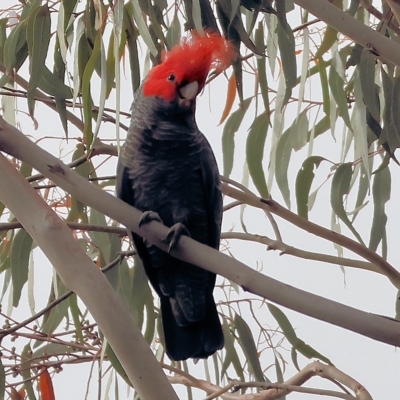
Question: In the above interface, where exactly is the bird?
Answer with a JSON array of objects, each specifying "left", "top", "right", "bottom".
[{"left": 116, "top": 32, "right": 233, "bottom": 361}]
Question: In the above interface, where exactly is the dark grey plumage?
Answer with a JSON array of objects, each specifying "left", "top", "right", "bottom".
[{"left": 116, "top": 87, "right": 224, "bottom": 361}]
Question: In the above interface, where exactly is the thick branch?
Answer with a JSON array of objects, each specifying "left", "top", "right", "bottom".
[
  {"left": 0, "top": 150, "right": 178, "bottom": 399},
  {"left": 221, "top": 184, "right": 400, "bottom": 288},
  {"left": 293, "top": 0, "right": 400, "bottom": 66},
  {"left": 167, "top": 361, "right": 371, "bottom": 400},
  {"left": 1, "top": 117, "right": 400, "bottom": 349}
]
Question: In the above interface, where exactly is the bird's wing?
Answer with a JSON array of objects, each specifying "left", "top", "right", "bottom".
[
  {"left": 116, "top": 156, "right": 163, "bottom": 297},
  {"left": 199, "top": 134, "right": 223, "bottom": 252}
]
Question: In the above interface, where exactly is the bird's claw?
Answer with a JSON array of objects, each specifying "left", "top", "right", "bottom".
[
  {"left": 139, "top": 211, "right": 163, "bottom": 228},
  {"left": 165, "top": 223, "right": 190, "bottom": 253}
]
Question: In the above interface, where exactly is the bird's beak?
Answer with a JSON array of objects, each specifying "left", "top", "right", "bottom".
[{"left": 179, "top": 81, "right": 199, "bottom": 101}]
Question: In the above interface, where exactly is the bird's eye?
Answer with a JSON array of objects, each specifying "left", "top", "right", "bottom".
[{"left": 167, "top": 74, "right": 176, "bottom": 82}]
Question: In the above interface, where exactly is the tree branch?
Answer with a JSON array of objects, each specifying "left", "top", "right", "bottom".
[
  {"left": 0, "top": 132, "right": 178, "bottom": 399},
  {"left": 293, "top": 0, "right": 400, "bottom": 66},
  {"left": 1, "top": 116, "right": 400, "bottom": 349},
  {"left": 221, "top": 183, "right": 400, "bottom": 288},
  {"left": 221, "top": 232, "right": 377, "bottom": 273},
  {"left": 167, "top": 361, "right": 371, "bottom": 400}
]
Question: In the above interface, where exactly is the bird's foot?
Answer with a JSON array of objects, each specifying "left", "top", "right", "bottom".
[
  {"left": 139, "top": 211, "right": 163, "bottom": 227},
  {"left": 165, "top": 223, "right": 190, "bottom": 253}
]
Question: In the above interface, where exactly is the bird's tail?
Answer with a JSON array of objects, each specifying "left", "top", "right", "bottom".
[{"left": 160, "top": 293, "right": 224, "bottom": 361}]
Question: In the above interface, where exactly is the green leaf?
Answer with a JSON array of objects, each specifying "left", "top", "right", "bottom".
[
  {"left": 53, "top": 37, "right": 69, "bottom": 137},
  {"left": 314, "top": 25, "right": 338, "bottom": 60},
  {"left": 291, "top": 346, "right": 300, "bottom": 371},
  {"left": 26, "top": 4, "right": 51, "bottom": 116},
  {"left": 32, "top": 342, "right": 80, "bottom": 358},
  {"left": 62, "top": 0, "right": 78, "bottom": 31},
  {"left": 3, "top": 19, "right": 28, "bottom": 73},
  {"left": 291, "top": 110, "right": 309, "bottom": 151},
  {"left": 395, "top": 290, "right": 400, "bottom": 320},
  {"left": 69, "top": 293, "right": 84, "bottom": 345},
  {"left": 11, "top": 229, "right": 33, "bottom": 307},
  {"left": 105, "top": 28, "right": 127, "bottom": 98},
  {"left": 295, "top": 156, "right": 325, "bottom": 219},
  {"left": 308, "top": 114, "right": 330, "bottom": 141},
  {"left": 329, "top": 59, "right": 351, "bottom": 129},
  {"left": 0, "top": 18, "right": 8, "bottom": 64},
  {"left": 276, "top": 0, "right": 296, "bottom": 108},
  {"left": 82, "top": 32, "right": 102, "bottom": 146},
  {"left": 234, "top": 313, "right": 265, "bottom": 382},
  {"left": 38, "top": 65, "right": 73, "bottom": 98},
  {"left": 38, "top": 277, "right": 70, "bottom": 342},
  {"left": 0, "top": 358, "right": 4, "bottom": 400},
  {"left": 352, "top": 164, "right": 370, "bottom": 222},
  {"left": 359, "top": 48, "right": 380, "bottom": 123},
  {"left": 21, "top": 344, "right": 37, "bottom": 400},
  {"left": 275, "top": 127, "right": 292, "bottom": 208},
  {"left": 130, "top": 254, "right": 150, "bottom": 328},
  {"left": 246, "top": 112, "right": 270, "bottom": 198},
  {"left": 369, "top": 164, "right": 390, "bottom": 252},
  {"left": 268, "top": 303, "right": 332, "bottom": 364},
  {"left": 91, "top": 34, "right": 108, "bottom": 153},
  {"left": 143, "top": 285, "right": 156, "bottom": 344},
  {"left": 267, "top": 303, "right": 298, "bottom": 344},
  {"left": 131, "top": 0, "right": 158, "bottom": 56},
  {"left": 166, "top": 12, "right": 181, "bottom": 49},
  {"left": 216, "top": 0, "right": 261, "bottom": 55},
  {"left": 89, "top": 209, "right": 112, "bottom": 262},
  {"left": 318, "top": 56, "right": 330, "bottom": 118},
  {"left": 222, "top": 98, "right": 252, "bottom": 178},
  {"left": 221, "top": 318, "right": 245, "bottom": 380},
  {"left": 192, "top": 0, "right": 204, "bottom": 35},
  {"left": 390, "top": 75, "right": 400, "bottom": 151},
  {"left": 106, "top": 343, "right": 132, "bottom": 386},
  {"left": 330, "top": 163, "right": 364, "bottom": 245},
  {"left": 255, "top": 22, "right": 270, "bottom": 115},
  {"left": 274, "top": 355, "right": 285, "bottom": 400},
  {"left": 123, "top": 2, "right": 141, "bottom": 92}
]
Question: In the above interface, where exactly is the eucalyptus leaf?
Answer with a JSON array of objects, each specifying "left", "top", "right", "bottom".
[{"left": 10, "top": 229, "right": 33, "bottom": 307}]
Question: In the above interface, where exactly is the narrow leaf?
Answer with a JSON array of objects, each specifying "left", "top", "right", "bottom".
[
  {"left": 274, "top": 355, "right": 285, "bottom": 400},
  {"left": 329, "top": 57, "right": 351, "bottom": 129},
  {"left": 3, "top": 20, "right": 28, "bottom": 73},
  {"left": 219, "top": 72, "right": 236, "bottom": 125},
  {"left": 21, "top": 344, "right": 36, "bottom": 400},
  {"left": 268, "top": 303, "right": 332, "bottom": 364},
  {"left": 39, "top": 369, "right": 55, "bottom": 400},
  {"left": 26, "top": 5, "right": 51, "bottom": 116},
  {"left": 166, "top": 13, "right": 181, "bottom": 49},
  {"left": 82, "top": 32, "right": 102, "bottom": 146},
  {"left": 267, "top": 303, "right": 298, "bottom": 344},
  {"left": 295, "top": 156, "right": 325, "bottom": 219},
  {"left": 275, "top": 127, "right": 293, "bottom": 208},
  {"left": 222, "top": 98, "right": 252, "bottom": 178},
  {"left": 11, "top": 229, "right": 33, "bottom": 307},
  {"left": 0, "top": 358, "right": 4, "bottom": 400},
  {"left": 221, "top": 318, "right": 244, "bottom": 380},
  {"left": 276, "top": 0, "right": 296, "bottom": 107},
  {"left": 38, "top": 66, "right": 73, "bottom": 98},
  {"left": 246, "top": 112, "right": 269, "bottom": 198},
  {"left": 369, "top": 164, "right": 391, "bottom": 252},
  {"left": 234, "top": 313, "right": 265, "bottom": 382},
  {"left": 131, "top": 0, "right": 158, "bottom": 56},
  {"left": 359, "top": 48, "right": 379, "bottom": 123},
  {"left": 330, "top": 163, "right": 364, "bottom": 244},
  {"left": 123, "top": 2, "right": 141, "bottom": 92},
  {"left": 255, "top": 22, "right": 270, "bottom": 114}
]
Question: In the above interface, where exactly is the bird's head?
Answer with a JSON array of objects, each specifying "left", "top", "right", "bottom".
[{"left": 143, "top": 32, "right": 233, "bottom": 109}]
